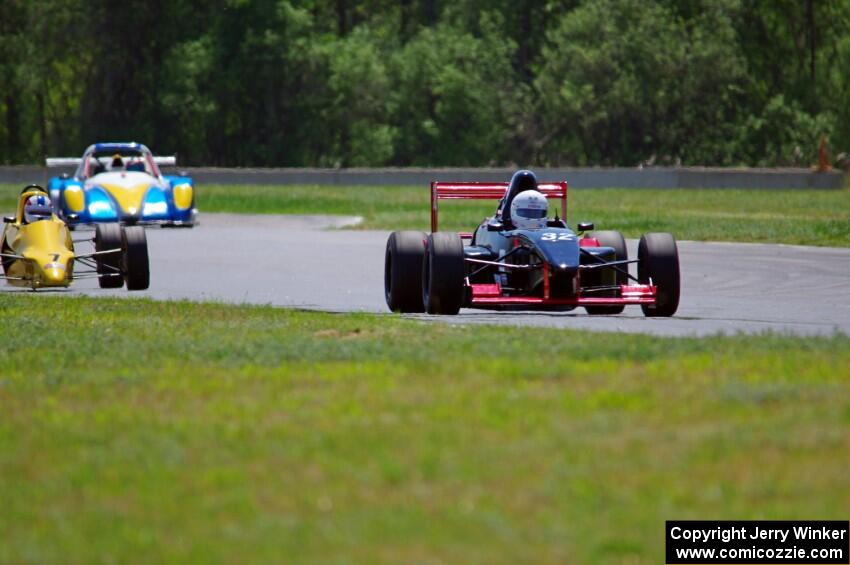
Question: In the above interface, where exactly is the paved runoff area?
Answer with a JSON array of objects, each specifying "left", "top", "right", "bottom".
[{"left": 6, "top": 213, "right": 849, "bottom": 337}]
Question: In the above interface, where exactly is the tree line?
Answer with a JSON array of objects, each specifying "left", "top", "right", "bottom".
[{"left": 1, "top": 0, "right": 848, "bottom": 168}]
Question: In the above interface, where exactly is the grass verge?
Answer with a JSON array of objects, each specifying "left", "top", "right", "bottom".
[
  {"left": 197, "top": 184, "right": 850, "bottom": 246},
  {"left": 3, "top": 182, "right": 848, "bottom": 246},
  {"left": 1, "top": 294, "right": 848, "bottom": 563}
]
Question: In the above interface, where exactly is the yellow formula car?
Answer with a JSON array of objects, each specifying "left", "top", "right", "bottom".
[{"left": 1, "top": 185, "right": 149, "bottom": 290}]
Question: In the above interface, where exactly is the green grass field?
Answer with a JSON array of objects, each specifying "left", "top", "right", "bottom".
[
  {"left": 2, "top": 182, "right": 849, "bottom": 246},
  {"left": 1, "top": 295, "right": 849, "bottom": 563},
  {"left": 198, "top": 184, "right": 850, "bottom": 246}
]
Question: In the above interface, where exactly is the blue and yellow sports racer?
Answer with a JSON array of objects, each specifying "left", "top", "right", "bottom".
[{"left": 46, "top": 142, "right": 196, "bottom": 228}]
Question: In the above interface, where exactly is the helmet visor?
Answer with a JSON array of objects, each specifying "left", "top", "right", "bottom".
[
  {"left": 27, "top": 204, "right": 52, "bottom": 216},
  {"left": 516, "top": 207, "right": 547, "bottom": 219}
]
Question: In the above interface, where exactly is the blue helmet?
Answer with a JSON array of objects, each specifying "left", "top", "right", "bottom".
[{"left": 24, "top": 194, "right": 52, "bottom": 223}]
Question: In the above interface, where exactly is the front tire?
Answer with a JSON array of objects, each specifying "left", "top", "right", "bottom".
[
  {"left": 385, "top": 231, "right": 427, "bottom": 312},
  {"left": 123, "top": 226, "right": 150, "bottom": 291},
  {"left": 422, "top": 232, "right": 464, "bottom": 315},
  {"left": 585, "top": 230, "right": 628, "bottom": 315},
  {"left": 638, "top": 232, "right": 680, "bottom": 317},
  {"left": 95, "top": 223, "right": 124, "bottom": 288}
]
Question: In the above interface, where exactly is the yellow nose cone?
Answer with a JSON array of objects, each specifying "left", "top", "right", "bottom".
[
  {"left": 64, "top": 186, "right": 85, "bottom": 213},
  {"left": 173, "top": 183, "right": 193, "bottom": 210},
  {"left": 43, "top": 266, "right": 68, "bottom": 285}
]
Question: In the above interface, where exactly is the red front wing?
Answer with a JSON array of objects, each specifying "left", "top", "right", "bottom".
[{"left": 468, "top": 283, "right": 657, "bottom": 307}]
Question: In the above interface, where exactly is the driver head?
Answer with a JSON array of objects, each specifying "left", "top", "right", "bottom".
[
  {"left": 510, "top": 190, "right": 549, "bottom": 230},
  {"left": 24, "top": 193, "right": 52, "bottom": 223}
]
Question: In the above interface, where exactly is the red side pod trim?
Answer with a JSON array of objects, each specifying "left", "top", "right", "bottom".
[
  {"left": 619, "top": 284, "right": 656, "bottom": 298},
  {"left": 580, "top": 237, "right": 600, "bottom": 247},
  {"left": 470, "top": 283, "right": 503, "bottom": 298}
]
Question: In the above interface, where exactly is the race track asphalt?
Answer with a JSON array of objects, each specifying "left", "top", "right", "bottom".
[{"left": 5, "top": 213, "right": 849, "bottom": 337}]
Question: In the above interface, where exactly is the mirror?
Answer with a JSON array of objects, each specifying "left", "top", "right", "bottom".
[
  {"left": 577, "top": 221, "right": 594, "bottom": 232},
  {"left": 486, "top": 220, "right": 503, "bottom": 232},
  {"left": 3, "top": 216, "right": 15, "bottom": 223}
]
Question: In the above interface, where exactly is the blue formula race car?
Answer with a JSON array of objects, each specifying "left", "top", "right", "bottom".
[{"left": 46, "top": 142, "right": 196, "bottom": 228}]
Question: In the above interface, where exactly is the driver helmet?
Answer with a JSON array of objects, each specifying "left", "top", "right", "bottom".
[
  {"left": 24, "top": 194, "right": 53, "bottom": 223},
  {"left": 111, "top": 153, "right": 125, "bottom": 170},
  {"left": 510, "top": 190, "right": 549, "bottom": 230}
]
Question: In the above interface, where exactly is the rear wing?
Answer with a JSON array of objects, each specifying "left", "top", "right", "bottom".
[
  {"left": 153, "top": 156, "right": 177, "bottom": 166},
  {"left": 45, "top": 158, "right": 82, "bottom": 167},
  {"left": 430, "top": 181, "right": 568, "bottom": 233},
  {"left": 45, "top": 156, "right": 177, "bottom": 167}
]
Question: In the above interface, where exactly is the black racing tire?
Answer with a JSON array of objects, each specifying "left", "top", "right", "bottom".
[
  {"left": 422, "top": 232, "right": 464, "bottom": 315},
  {"left": 384, "top": 231, "right": 427, "bottom": 312},
  {"left": 122, "top": 226, "right": 150, "bottom": 291},
  {"left": 95, "top": 223, "right": 124, "bottom": 288},
  {"left": 585, "top": 230, "right": 628, "bottom": 315},
  {"left": 638, "top": 232, "right": 680, "bottom": 317},
  {"left": 1, "top": 242, "right": 13, "bottom": 275}
]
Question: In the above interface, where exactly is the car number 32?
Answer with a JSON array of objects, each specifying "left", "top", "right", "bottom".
[{"left": 541, "top": 232, "right": 574, "bottom": 242}]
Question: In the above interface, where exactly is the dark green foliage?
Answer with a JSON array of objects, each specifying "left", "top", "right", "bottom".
[
  {"left": 0, "top": 0, "right": 848, "bottom": 166},
  {"left": 536, "top": 0, "right": 749, "bottom": 165}
]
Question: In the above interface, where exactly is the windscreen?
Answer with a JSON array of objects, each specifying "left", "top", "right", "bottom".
[{"left": 85, "top": 149, "right": 158, "bottom": 178}]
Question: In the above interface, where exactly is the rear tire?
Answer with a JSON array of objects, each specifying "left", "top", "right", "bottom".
[
  {"left": 638, "top": 232, "right": 680, "bottom": 317},
  {"left": 384, "top": 231, "right": 426, "bottom": 312},
  {"left": 585, "top": 230, "right": 627, "bottom": 315},
  {"left": 95, "top": 223, "right": 124, "bottom": 288},
  {"left": 422, "top": 232, "right": 464, "bottom": 315},
  {"left": 123, "top": 226, "right": 150, "bottom": 291}
]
